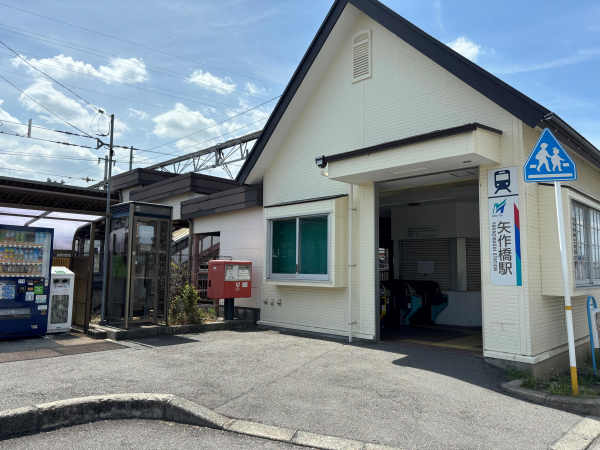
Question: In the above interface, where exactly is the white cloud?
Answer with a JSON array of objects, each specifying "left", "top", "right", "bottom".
[
  {"left": 447, "top": 36, "right": 483, "bottom": 62},
  {"left": 127, "top": 108, "right": 149, "bottom": 120},
  {"left": 245, "top": 82, "right": 265, "bottom": 96},
  {"left": 487, "top": 48, "right": 600, "bottom": 74},
  {"left": 151, "top": 103, "right": 222, "bottom": 148},
  {"left": 0, "top": 98, "right": 113, "bottom": 184},
  {"left": 12, "top": 55, "right": 149, "bottom": 83},
  {"left": 18, "top": 80, "right": 129, "bottom": 138},
  {"left": 187, "top": 70, "right": 236, "bottom": 95}
]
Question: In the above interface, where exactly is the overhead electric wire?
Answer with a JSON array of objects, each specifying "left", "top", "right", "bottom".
[
  {"left": 0, "top": 117, "right": 95, "bottom": 139},
  {"left": 0, "top": 3, "right": 283, "bottom": 87},
  {"left": 0, "top": 166, "right": 96, "bottom": 180},
  {"left": 138, "top": 95, "right": 279, "bottom": 155},
  {"left": 0, "top": 67, "right": 248, "bottom": 114},
  {"left": 129, "top": 116, "right": 268, "bottom": 163},
  {"left": 0, "top": 121, "right": 140, "bottom": 154},
  {"left": 0, "top": 49, "right": 268, "bottom": 108},
  {"left": 0, "top": 39, "right": 273, "bottom": 101},
  {"left": 176, "top": 116, "right": 266, "bottom": 153},
  {"left": 0, "top": 39, "right": 101, "bottom": 114},
  {"left": 0, "top": 128, "right": 95, "bottom": 149},
  {"left": 0, "top": 150, "right": 127, "bottom": 163},
  {"left": 0, "top": 73, "right": 93, "bottom": 137},
  {"left": 0, "top": 27, "right": 257, "bottom": 108}
]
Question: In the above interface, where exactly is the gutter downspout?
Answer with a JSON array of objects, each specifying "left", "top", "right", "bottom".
[
  {"left": 348, "top": 184, "right": 353, "bottom": 343},
  {"left": 187, "top": 219, "right": 194, "bottom": 286}
]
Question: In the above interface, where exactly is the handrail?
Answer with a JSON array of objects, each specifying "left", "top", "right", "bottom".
[{"left": 587, "top": 295, "right": 597, "bottom": 377}]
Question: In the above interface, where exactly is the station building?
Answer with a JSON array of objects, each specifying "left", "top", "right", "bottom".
[{"left": 111, "top": 0, "right": 600, "bottom": 377}]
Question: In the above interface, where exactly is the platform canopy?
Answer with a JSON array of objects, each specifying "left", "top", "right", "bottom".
[{"left": 0, "top": 176, "right": 119, "bottom": 249}]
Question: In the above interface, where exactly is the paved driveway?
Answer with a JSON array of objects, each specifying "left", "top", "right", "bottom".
[{"left": 0, "top": 329, "right": 582, "bottom": 449}]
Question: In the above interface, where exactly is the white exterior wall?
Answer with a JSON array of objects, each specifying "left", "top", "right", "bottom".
[
  {"left": 148, "top": 193, "right": 199, "bottom": 221},
  {"left": 259, "top": 9, "right": 599, "bottom": 361},
  {"left": 121, "top": 187, "right": 139, "bottom": 202},
  {"left": 193, "top": 207, "right": 263, "bottom": 308},
  {"left": 523, "top": 124, "right": 600, "bottom": 357},
  {"left": 261, "top": 11, "right": 522, "bottom": 343},
  {"left": 260, "top": 184, "right": 376, "bottom": 340}
]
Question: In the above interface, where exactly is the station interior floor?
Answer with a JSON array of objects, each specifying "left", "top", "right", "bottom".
[{"left": 380, "top": 325, "right": 483, "bottom": 357}]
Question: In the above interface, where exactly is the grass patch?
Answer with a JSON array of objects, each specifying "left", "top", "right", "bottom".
[
  {"left": 506, "top": 366, "right": 536, "bottom": 389},
  {"left": 505, "top": 365, "right": 600, "bottom": 398}
]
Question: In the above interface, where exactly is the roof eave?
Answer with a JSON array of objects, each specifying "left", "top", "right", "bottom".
[
  {"left": 236, "top": 0, "right": 348, "bottom": 185},
  {"left": 539, "top": 113, "right": 600, "bottom": 171}
]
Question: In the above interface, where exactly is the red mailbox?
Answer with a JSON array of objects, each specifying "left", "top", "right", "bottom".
[{"left": 207, "top": 260, "right": 252, "bottom": 300}]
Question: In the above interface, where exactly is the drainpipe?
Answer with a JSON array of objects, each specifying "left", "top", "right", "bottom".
[
  {"left": 187, "top": 219, "right": 193, "bottom": 286},
  {"left": 348, "top": 184, "right": 353, "bottom": 343}
]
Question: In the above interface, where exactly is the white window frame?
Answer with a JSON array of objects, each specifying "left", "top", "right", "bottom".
[
  {"left": 267, "top": 213, "right": 331, "bottom": 281},
  {"left": 572, "top": 201, "right": 600, "bottom": 287}
]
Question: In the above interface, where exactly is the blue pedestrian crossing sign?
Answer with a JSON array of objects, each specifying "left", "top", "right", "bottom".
[{"left": 524, "top": 128, "right": 577, "bottom": 182}]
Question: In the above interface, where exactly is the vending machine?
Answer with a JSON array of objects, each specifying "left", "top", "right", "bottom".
[{"left": 0, "top": 225, "right": 54, "bottom": 338}]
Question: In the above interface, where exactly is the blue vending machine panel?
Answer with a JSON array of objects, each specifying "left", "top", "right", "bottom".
[{"left": 0, "top": 225, "right": 54, "bottom": 338}]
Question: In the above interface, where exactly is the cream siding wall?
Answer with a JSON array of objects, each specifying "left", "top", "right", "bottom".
[
  {"left": 262, "top": 11, "right": 531, "bottom": 342},
  {"left": 328, "top": 129, "right": 501, "bottom": 183},
  {"left": 192, "top": 207, "right": 263, "bottom": 308},
  {"left": 260, "top": 186, "right": 375, "bottom": 339},
  {"left": 524, "top": 124, "right": 600, "bottom": 356}
]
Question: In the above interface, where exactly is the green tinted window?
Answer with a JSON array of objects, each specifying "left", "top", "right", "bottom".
[
  {"left": 299, "top": 216, "right": 328, "bottom": 275},
  {"left": 271, "top": 219, "right": 296, "bottom": 274}
]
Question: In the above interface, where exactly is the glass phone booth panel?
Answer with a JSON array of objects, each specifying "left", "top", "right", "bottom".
[
  {"left": 131, "top": 218, "right": 157, "bottom": 323},
  {"left": 106, "top": 202, "right": 172, "bottom": 328}
]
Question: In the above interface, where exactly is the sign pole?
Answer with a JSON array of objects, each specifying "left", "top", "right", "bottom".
[{"left": 555, "top": 181, "right": 578, "bottom": 395}]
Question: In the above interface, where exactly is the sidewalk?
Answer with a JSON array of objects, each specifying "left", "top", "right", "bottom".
[{"left": 0, "top": 329, "right": 581, "bottom": 449}]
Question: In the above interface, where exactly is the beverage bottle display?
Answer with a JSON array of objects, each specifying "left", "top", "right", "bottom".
[
  {"left": 38, "top": 249, "right": 43, "bottom": 263},
  {"left": 0, "top": 246, "right": 3, "bottom": 262}
]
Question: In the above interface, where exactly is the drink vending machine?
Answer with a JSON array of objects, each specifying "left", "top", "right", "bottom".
[{"left": 0, "top": 225, "right": 54, "bottom": 338}]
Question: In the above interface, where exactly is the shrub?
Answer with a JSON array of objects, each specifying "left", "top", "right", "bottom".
[{"left": 169, "top": 283, "right": 205, "bottom": 325}]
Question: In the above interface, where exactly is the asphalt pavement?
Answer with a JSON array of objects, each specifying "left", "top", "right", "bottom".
[
  {"left": 0, "top": 329, "right": 584, "bottom": 449},
  {"left": 1, "top": 419, "right": 311, "bottom": 450}
]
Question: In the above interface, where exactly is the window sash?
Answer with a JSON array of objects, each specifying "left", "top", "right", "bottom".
[
  {"left": 572, "top": 201, "right": 600, "bottom": 286},
  {"left": 268, "top": 214, "right": 330, "bottom": 281}
]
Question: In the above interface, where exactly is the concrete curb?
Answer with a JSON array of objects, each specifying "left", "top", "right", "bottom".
[
  {"left": 88, "top": 320, "right": 255, "bottom": 341},
  {"left": 0, "top": 393, "right": 403, "bottom": 449},
  {"left": 502, "top": 380, "right": 600, "bottom": 416}
]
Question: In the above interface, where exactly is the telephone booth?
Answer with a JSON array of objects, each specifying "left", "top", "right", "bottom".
[{"left": 105, "top": 202, "right": 172, "bottom": 328}]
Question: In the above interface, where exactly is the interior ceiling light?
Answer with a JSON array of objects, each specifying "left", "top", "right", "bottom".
[{"left": 449, "top": 170, "right": 476, "bottom": 178}]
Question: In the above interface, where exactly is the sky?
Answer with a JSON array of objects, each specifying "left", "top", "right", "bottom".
[{"left": 0, "top": 0, "right": 598, "bottom": 187}]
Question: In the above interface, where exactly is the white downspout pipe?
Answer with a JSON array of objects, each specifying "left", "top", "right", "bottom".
[{"left": 348, "top": 184, "right": 353, "bottom": 343}]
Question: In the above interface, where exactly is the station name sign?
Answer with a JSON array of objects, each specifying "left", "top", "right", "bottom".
[{"left": 488, "top": 166, "right": 522, "bottom": 286}]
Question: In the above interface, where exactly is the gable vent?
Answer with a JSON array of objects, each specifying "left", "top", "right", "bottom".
[{"left": 352, "top": 29, "right": 371, "bottom": 83}]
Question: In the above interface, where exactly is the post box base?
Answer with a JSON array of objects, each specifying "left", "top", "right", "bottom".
[{"left": 224, "top": 298, "right": 235, "bottom": 321}]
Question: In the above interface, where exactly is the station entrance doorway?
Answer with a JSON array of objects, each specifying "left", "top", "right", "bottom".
[{"left": 377, "top": 169, "right": 483, "bottom": 355}]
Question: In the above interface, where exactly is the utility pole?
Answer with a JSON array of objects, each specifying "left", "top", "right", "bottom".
[
  {"left": 129, "top": 146, "right": 133, "bottom": 171},
  {"left": 100, "top": 114, "right": 115, "bottom": 325},
  {"left": 98, "top": 156, "right": 114, "bottom": 181},
  {"left": 27, "top": 118, "right": 32, "bottom": 138}
]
